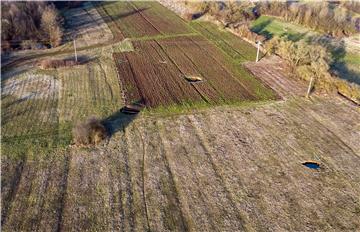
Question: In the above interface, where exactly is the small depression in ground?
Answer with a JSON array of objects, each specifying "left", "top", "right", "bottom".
[{"left": 302, "top": 161, "right": 320, "bottom": 169}]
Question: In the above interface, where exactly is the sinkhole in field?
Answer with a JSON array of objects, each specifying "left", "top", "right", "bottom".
[
  {"left": 302, "top": 161, "right": 320, "bottom": 169},
  {"left": 183, "top": 75, "right": 203, "bottom": 83},
  {"left": 121, "top": 103, "right": 145, "bottom": 114}
]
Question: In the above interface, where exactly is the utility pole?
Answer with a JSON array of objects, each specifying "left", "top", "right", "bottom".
[
  {"left": 256, "top": 41, "right": 262, "bottom": 62},
  {"left": 73, "top": 38, "right": 78, "bottom": 62},
  {"left": 306, "top": 76, "right": 314, "bottom": 98}
]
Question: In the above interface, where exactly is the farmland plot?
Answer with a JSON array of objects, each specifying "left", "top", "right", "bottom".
[
  {"left": 1, "top": 71, "right": 59, "bottom": 143},
  {"left": 1, "top": 47, "right": 123, "bottom": 157},
  {"left": 159, "top": 36, "right": 259, "bottom": 101},
  {"left": 191, "top": 21, "right": 259, "bottom": 62},
  {"left": 97, "top": 1, "right": 192, "bottom": 38},
  {"left": 58, "top": 49, "right": 123, "bottom": 122},
  {"left": 63, "top": 2, "right": 113, "bottom": 48},
  {"left": 2, "top": 97, "right": 360, "bottom": 231},
  {"left": 113, "top": 36, "right": 272, "bottom": 108},
  {"left": 114, "top": 41, "right": 204, "bottom": 107},
  {"left": 245, "top": 55, "right": 307, "bottom": 99}
]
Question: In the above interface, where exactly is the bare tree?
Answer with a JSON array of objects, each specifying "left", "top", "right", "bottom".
[{"left": 41, "top": 4, "right": 63, "bottom": 48}]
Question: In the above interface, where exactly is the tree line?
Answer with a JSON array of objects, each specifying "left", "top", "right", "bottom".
[
  {"left": 1, "top": 1, "right": 63, "bottom": 51},
  {"left": 186, "top": 1, "right": 360, "bottom": 37},
  {"left": 265, "top": 36, "right": 360, "bottom": 103},
  {"left": 256, "top": 1, "right": 360, "bottom": 37}
]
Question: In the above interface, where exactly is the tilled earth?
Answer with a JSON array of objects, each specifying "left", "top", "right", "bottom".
[{"left": 2, "top": 96, "right": 360, "bottom": 231}]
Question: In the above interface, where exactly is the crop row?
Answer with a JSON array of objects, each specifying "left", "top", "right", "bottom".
[
  {"left": 114, "top": 36, "right": 264, "bottom": 108},
  {"left": 160, "top": 36, "right": 257, "bottom": 102},
  {"left": 113, "top": 40, "right": 204, "bottom": 107},
  {"left": 97, "top": 1, "right": 191, "bottom": 39},
  {"left": 191, "top": 22, "right": 260, "bottom": 62}
]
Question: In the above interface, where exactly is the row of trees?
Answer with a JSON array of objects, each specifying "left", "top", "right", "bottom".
[
  {"left": 265, "top": 36, "right": 360, "bottom": 103},
  {"left": 185, "top": 1, "right": 258, "bottom": 25},
  {"left": 185, "top": 1, "right": 359, "bottom": 37},
  {"left": 256, "top": 1, "right": 360, "bottom": 37},
  {"left": 1, "top": 2, "right": 63, "bottom": 51}
]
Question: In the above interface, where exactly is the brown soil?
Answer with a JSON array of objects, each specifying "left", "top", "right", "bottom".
[
  {"left": 114, "top": 36, "right": 261, "bottom": 108},
  {"left": 244, "top": 55, "right": 308, "bottom": 99}
]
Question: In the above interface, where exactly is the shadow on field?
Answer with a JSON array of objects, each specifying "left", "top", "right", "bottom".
[
  {"left": 250, "top": 19, "right": 274, "bottom": 40},
  {"left": 307, "top": 36, "right": 360, "bottom": 85},
  {"left": 102, "top": 100, "right": 145, "bottom": 136}
]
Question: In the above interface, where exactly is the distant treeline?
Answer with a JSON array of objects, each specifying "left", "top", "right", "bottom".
[
  {"left": 1, "top": 1, "right": 64, "bottom": 51},
  {"left": 187, "top": 1, "right": 360, "bottom": 37},
  {"left": 256, "top": 1, "right": 360, "bottom": 37}
]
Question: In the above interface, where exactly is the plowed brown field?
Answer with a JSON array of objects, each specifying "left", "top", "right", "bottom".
[
  {"left": 97, "top": 1, "right": 192, "bottom": 39},
  {"left": 113, "top": 36, "right": 266, "bottom": 108}
]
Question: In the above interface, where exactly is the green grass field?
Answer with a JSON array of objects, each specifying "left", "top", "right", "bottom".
[{"left": 251, "top": 15, "right": 313, "bottom": 41}]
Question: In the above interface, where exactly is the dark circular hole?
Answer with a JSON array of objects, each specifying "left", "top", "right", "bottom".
[{"left": 302, "top": 161, "right": 320, "bottom": 169}]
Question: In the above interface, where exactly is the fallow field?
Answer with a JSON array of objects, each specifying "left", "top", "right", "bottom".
[{"left": 1, "top": 1, "right": 360, "bottom": 231}]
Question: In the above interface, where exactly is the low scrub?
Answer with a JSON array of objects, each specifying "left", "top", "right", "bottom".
[
  {"left": 38, "top": 59, "right": 79, "bottom": 69},
  {"left": 72, "top": 117, "right": 108, "bottom": 146},
  {"left": 232, "top": 23, "right": 266, "bottom": 43},
  {"left": 256, "top": 1, "right": 360, "bottom": 37},
  {"left": 265, "top": 36, "right": 360, "bottom": 103},
  {"left": 1, "top": 2, "right": 63, "bottom": 50}
]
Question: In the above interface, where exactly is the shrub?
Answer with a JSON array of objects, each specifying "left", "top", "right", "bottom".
[
  {"left": 183, "top": 12, "right": 195, "bottom": 21},
  {"left": 256, "top": 1, "right": 360, "bottom": 37},
  {"left": 41, "top": 4, "right": 63, "bottom": 47},
  {"left": 265, "top": 36, "right": 360, "bottom": 103},
  {"left": 73, "top": 117, "right": 108, "bottom": 146},
  {"left": 1, "top": 40, "right": 11, "bottom": 53},
  {"left": 233, "top": 23, "right": 266, "bottom": 43},
  {"left": 21, "top": 40, "right": 37, "bottom": 50},
  {"left": 38, "top": 59, "right": 79, "bottom": 69}
]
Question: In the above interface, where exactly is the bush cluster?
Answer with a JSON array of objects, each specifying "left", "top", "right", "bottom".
[
  {"left": 72, "top": 117, "right": 108, "bottom": 146},
  {"left": 38, "top": 59, "right": 79, "bottom": 69},
  {"left": 186, "top": 1, "right": 359, "bottom": 38},
  {"left": 256, "top": 1, "right": 360, "bottom": 37},
  {"left": 265, "top": 36, "right": 360, "bottom": 103},
  {"left": 1, "top": 2, "right": 63, "bottom": 52}
]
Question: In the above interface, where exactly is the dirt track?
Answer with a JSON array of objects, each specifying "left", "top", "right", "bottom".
[{"left": 2, "top": 96, "right": 360, "bottom": 231}]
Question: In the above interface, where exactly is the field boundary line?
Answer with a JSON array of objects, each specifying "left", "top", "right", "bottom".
[{"left": 131, "top": 32, "right": 198, "bottom": 42}]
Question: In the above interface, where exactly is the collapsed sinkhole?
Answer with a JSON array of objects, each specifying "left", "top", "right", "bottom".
[
  {"left": 302, "top": 161, "right": 320, "bottom": 169},
  {"left": 183, "top": 75, "right": 203, "bottom": 83},
  {"left": 121, "top": 103, "right": 145, "bottom": 114}
]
